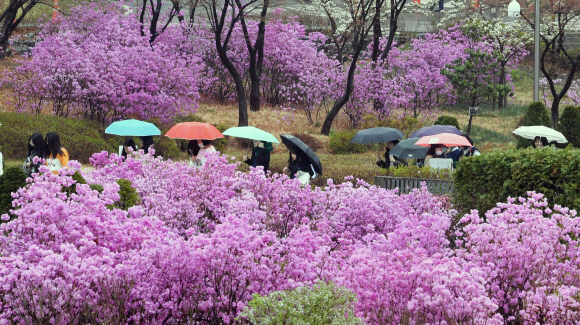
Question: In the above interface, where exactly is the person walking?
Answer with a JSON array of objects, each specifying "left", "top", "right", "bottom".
[
  {"left": 122, "top": 138, "right": 137, "bottom": 160},
  {"left": 139, "top": 136, "right": 155, "bottom": 155},
  {"left": 187, "top": 140, "right": 201, "bottom": 167},
  {"left": 283, "top": 147, "right": 313, "bottom": 180},
  {"left": 194, "top": 140, "right": 217, "bottom": 168},
  {"left": 45, "top": 132, "right": 69, "bottom": 174},
  {"left": 243, "top": 140, "right": 271, "bottom": 172},
  {"left": 24, "top": 133, "right": 45, "bottom": 176},
  {"left": 533, "top": 136, "right": 548, "bottom": 149},
  {"left": 376, "top": 140, "right": 406, "bottom": 168}
]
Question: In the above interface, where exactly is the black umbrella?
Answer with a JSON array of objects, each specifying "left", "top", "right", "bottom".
[
  {"left": 350, "top": 127, "right": 404, "bottom": 144},
  {"left": 280, "top": 134, "right": 322, "bottom": 175},
  {"left": 409, "top": 125, "right": 464, "bottom": 138},
  {"left": 390, "top": 137, "right": 430, "bottom": 159}
]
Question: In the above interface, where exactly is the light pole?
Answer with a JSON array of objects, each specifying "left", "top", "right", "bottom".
[{"left": 508, "top": 0, "right": 539, "bottom": 102}]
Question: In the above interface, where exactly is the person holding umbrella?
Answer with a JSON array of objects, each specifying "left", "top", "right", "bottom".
[
  {"left": 193, "top": 140, "right": 217, "bottom": 168},
  {"left": 187, "top": 140, "right": 201, "bottom": 167},
  {"left": 139, "top": 136, "right": 155, "bottom": 155},
  {"left": 122, "top": 138, "right": 137, "bottom": 160},
  {"left": 279, "top": 134, "right": 322, "bottom": 185},
  {"left": 533, "top": 136, "right": 549, "bottom": 149},
  {"left": 376, "top": 140, "right": 407, "bottom": 168},
  {"left": 283, "top": 146, "right": 314, "bottom": 181},
  {"left": 243, "top": 140, "right": 271, "bottom": 172}
]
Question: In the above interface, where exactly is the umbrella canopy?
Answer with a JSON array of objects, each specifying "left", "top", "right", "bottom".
[
  {"left": 165, "top": 122, "right": 224, "bottom": 140},
  {"left": 280, "top": 134, "right": 322, "bottom": 175},
  {"left": 415, "top": 133, "right": 472, "bottom": 147},
  {"left": 222, "top": 126, "right": 279, "bottom": 143},
  {"left": 410, "top": 125, "right": 464, "bottom": 138},
  {"left": 350, "top": 127, "right": 404, "bottom": 144},
  {"left": 512, "top": 126, "right": 568, "bottom": 143},
  {"left": 390, "top": 138, "right": 430, "bottom": 159},
  {"left": 105, "top": 119, "right": 161, "bottom": 136}
]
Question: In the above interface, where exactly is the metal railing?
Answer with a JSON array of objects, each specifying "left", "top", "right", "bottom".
[{"left": 374, "top": 176, "right": 454, "bottom": 195}]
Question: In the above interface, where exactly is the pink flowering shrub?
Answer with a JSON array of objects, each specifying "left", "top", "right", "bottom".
[
  {"left": 2, "top": 3, "right": 202, "bottom": 123},
  {"left": 1, "top": 153, "right": 579, "bottom": 324}
]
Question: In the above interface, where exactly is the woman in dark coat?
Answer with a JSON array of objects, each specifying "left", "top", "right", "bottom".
[
  {"left": 243, "top": 140, "right": 271, "bottom": 172},
  {"left": 283, "top": 146, "right": 313, "bottom": 179},
  {"left": 376, "top": 140, "right": 406, "bottom": 168},
  {"left": 24, "top": 133, "right": 45, "bottom": 176},
  {"left": 122, "top": 138, "right": 137, "bottom": 160}
]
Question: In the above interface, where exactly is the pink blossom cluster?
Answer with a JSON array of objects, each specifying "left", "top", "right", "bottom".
[
  {"left": 1, "top": 152, "right": 579, "bottom": 324},
  {"left": 1, "top": 3, "right": 203, "bottom": 123}
]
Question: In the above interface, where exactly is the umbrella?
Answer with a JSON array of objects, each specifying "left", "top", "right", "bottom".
[
  {"left": 415, "top": 133, "right": 472, "bottom": 147},
  {"left": 390, "top": 138, "right": 430, "bottom": 159},
  {"left": 105, "top": 119, "right": 161, "bottom": 136},
  {"left": 222, "top": 126, "right": 279, "bottom": 143},
  {"left": 512, "top": 126, "right": 568, "bottom": 143},
  {"left": 410, "top": 125, "right": 464, "bottom": 138},
  {"left": 350, "top": 127, "right": 404, "bottom": 144},
  {"left": 280, "top": 134, "right": 322, "bottom": 175},
  {"left": 165, "top": 122, "right": 224, "bottom": 140}
]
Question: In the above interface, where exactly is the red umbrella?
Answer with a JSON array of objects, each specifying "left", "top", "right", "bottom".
[
  {"left": 415, "top": 133, "right": 472, "bottom": 147},
  {"left": 164, "top": 122, "right": 224, "bottom": 140}
]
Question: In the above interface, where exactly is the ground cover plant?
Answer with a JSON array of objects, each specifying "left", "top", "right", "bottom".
[{"left": 0, "top": 152, "right": 579, "bottom": 324}]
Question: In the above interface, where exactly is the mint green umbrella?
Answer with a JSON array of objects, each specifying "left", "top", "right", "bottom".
[
  {"left": 105, "top": 119, "right": 160, "bottom": 136},
  {"left": 222, "top": 126, "right": 279, "bottom": 144}
]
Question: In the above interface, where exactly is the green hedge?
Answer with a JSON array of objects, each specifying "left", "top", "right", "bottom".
[
  {"left": 329, "top": 130, "right": 368, "bottom": 154},
  {"left": 434, "top": 115, "right": 460, "bottom": 130},
  {"left": 0, "top": 167, "right": 27, "bottom": 220},
  {"left": 0, "top": 112, "right": 116, "bottom": 163},
  {"left": 453, "top": 147, "right": 580, "bottom": 216}
]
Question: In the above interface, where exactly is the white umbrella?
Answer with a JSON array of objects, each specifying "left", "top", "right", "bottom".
[{"left": 512, "top": 126, "right": 568, "bottom": 143}]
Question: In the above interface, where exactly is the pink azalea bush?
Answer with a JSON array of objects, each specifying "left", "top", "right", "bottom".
[
  {"left": 1, "top": 3, "right": 203, "bottom": 123},
  {"left": 1, "top": 152, "right": 579, "bottom": 324}
]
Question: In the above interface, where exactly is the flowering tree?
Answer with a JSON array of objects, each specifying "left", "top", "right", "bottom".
[
  {"left": 1, "top": 3, "right": 203, "bottom": 123},
  {"left": 519, "top": 0, "right": 580, "bottom": 128}
]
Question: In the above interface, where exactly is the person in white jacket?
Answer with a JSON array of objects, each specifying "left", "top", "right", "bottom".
[{"left": 192, "top": 140, "right": 217, "bottom": 168}]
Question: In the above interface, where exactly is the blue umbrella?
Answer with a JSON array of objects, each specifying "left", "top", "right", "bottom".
[
  {"left": 409, "top": 125, "right": 464, "bottom": 138},
  {"left": 105, "top": 119, "right": 161, "bottom": 136}
]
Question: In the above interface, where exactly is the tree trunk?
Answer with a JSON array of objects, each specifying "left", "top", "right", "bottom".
[
  {"left": 249, "top": 58, "right": 261, "bottom": 112},
  {"left": 498, "top": 63, "right": 506, "bottom": 110},
  {"left": 371, "top": 0, "right": 382, "bottom": 111},
  {"left": 0, "top": 5, "right": 19, "bottom": 59},
  {"left": 321, "top": 48, "right": 363, "bottom": 135},
  {"left": 216, "top": 43, "right": 248, "bottom": 126},
  {"left": 467, "top": 114, "right": 474, "bottom": 135},
  {"left": 551, "top": 96, "right": 560, "bottom": 129}
]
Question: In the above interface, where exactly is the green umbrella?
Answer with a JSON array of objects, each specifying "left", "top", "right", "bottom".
[
  {"left": 105, "top": 119, "right": 161, "bottom": 136},
  {"left": 222, "top": 126, "right": 279, "bottom": 144}
]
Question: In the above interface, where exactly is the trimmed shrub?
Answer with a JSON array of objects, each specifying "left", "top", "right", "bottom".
[
  {"left": 62, "top": 171, "right": 88, "bottom": 197},
  {"left": 558, "top": 106, "right": 580, "bottom": 148},
  {"left": 329, "top": 130, "right": 367, "bottom": 154},
  {"left": 516, "top": 101, "right": 551, "bottom": 149},
  {"left": 213, "top": 123, "right": 229, "bottom": 152},
  {"left": 0, "top": 167, "right": 27, "bottom": 220},
  {"left": 434, "top": 115, "right": 460, "bottom": 130},
  {"left": 116, "top": 178, "right": 141, "bottom": 210},
  {"left": 89, "top": 183, "right": 105, "bottom": 194},
  {"left": 453, "top": 147, "right": 580, "bottom": 217},
  {"left": 239, "top": 282, "right": 362, "bottom": 325},
  {"left": 0, "top": 112, "right": 116, "bottom": 163}
]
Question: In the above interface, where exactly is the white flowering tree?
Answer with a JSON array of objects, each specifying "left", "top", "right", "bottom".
[{"left": 518, "top": 0, "right": 580, "bottom": 127}]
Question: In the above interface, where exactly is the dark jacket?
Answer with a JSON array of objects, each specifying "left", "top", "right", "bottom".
[
  {"left": 24, "top": 151, "right": 45, "bottom": 176},
  {"left": 244, "top": 147, "right": 271, "bottom": 172},
  {"left": 288, "top": 159, "right": 313, "bottom": 179},
  {"left": 377, "top": 149, "right": 407, "bottom": 168}
]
